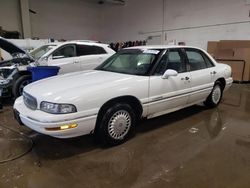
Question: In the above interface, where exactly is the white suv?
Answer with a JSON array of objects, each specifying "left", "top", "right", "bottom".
[
  {"left": 0, "top": 38, "right": 115, "bottom": 98},
  {"left": 34, "top": 41, "right": 115, "bottom": 74}
]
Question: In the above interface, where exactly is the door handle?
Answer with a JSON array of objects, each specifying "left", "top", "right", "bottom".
[
  {"left": 181, "top": 77, "right": 190, "bottom": 81},
  {"left": 74, "top": 60, "right": 79, "bottom": 63},
  {"left": 210, "top": 71, "right": 217, "bottom": 75}
]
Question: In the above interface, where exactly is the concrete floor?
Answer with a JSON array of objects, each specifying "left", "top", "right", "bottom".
[{"left": 0, "top": 84, "right": 250, "bottom": 188}]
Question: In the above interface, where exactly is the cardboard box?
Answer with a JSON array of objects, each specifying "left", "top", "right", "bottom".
[
  {"left": 208, "top": 40, "right": 250, "bottom": 82},
  {"left": 217, "top": 60, "right": 245, "bottom": 82},
  {"left": 218, "top": 40, "right": 250, "bottom": 50},
  {"left": 207, "top": 41, "right": 219, "bottom": 57},
  {"left": 214, "top": 49, "right": 234, "bottom": 59}
]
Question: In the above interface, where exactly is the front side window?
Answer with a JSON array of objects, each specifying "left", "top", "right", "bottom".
[
  {"left": 96, "top": 49, "right": 159, "bottom": 75},
  {"left": 185, "top": 49, "right": 208, "bottom": 71},
  {"left": 52, "top": 45, "right": 76, "bottom": 59},
  {"left": 76, "top": 45, "right": 107, "bottom": 56},
  {"left": 155, "top": 49, "right": 186, "bottom": 75}
]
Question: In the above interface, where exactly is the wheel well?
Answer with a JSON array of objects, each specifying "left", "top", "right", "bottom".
[
  {"left": 216, "top": 78, "right": 226, "bottom": 90},
  {"left": 12, "top": 71, "right": 31, "bottom": 81},
  {"left": 95, "top": 96, "right": 143, "bottom": 131}
]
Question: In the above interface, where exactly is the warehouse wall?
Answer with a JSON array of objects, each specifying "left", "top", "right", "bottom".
[
  {"left": 29, "top": 0, "right": 101, "bottom": 40},
  {"left": 1, "top": 0, "right": 250, "bottom": 48},
  {"left": 99, "top": 0, "right": 164, "bottom": 43},
  {"left": 0, "top": 0, "right": 22, "bottom": 35},
  {"left": 164, "top": 0, "right": 250, "bottom": 49},
  {"left": 100, "top": 0, "right": 250, "bottom": 49}
]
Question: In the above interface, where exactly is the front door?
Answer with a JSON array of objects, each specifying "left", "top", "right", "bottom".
[
  {"left": 49, "top": 44, "right": 80, "bottom": 74},
  {"left": 148, "top": 49, "right": 192, "bottom": 118}
]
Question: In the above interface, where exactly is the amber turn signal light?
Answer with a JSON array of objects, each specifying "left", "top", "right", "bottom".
[{"left": 45, "top": 124, "right": 78, "bottom": 131}]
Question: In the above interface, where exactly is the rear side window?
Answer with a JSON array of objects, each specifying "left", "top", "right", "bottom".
[
  {"left": 76, "top": 45, "right": 107, "bottom": 56},
  {"left": 185, "top": 50, "right": 207, "bottom": 71},
  {"left": 203, "top": 53, "right": 214, "bottom": 68}
]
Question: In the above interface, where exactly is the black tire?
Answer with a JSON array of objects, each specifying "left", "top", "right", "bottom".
[
  {"left": 204, "top": 82, "right": 223, "bottom": 108},
  {"left": 12, "top": 75, "right": 32, "bottom": 98},
  {"left": 95, "top": 103, "right": 137, "bottom": 146}
]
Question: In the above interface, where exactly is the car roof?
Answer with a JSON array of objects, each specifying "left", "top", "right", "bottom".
[
  {"left": 60, "top": 41, "right": 109, "bottom": 47},
  {"left": 43, "top": 43, "right": 61, "bottom": 46},
  {"left": 125, "top": 45, "right": 203, "bottom": 50}
]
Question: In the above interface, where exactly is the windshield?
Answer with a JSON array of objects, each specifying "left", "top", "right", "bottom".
[
  {"left": 30, "top": 45, "right": 56, "bottom": 59},
  {"left": 96, "top": 49, "right": 160, "bottom": 75}
]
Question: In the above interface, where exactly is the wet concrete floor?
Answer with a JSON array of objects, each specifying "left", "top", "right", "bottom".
[{"left": 0, "top": 84, "right": 250, "bottom": 188}]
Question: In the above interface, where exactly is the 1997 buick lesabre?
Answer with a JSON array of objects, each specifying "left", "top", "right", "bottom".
[{"left": 13, "top": 46, "right": 233, "bottom": 145}]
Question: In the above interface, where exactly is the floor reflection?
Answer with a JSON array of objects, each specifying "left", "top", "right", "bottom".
[{"left": 0, "top": 84, "right": 250, "bottom": 188}]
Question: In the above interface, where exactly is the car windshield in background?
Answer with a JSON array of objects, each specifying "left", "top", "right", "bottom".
[
  {"left": 97, "top": 49, "right": 160, "bottom": 75},
  {"left": 30, "top": 45, "right": 56, "bottom": 59}
]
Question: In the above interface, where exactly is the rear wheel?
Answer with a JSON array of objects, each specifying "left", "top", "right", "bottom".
[
  {"left": 95, "top": 103, "right": 137, "bottom": 146},
  {"left": 12, "top": 75, "right": 32, "bottom": 98},
  {"left": 204, "top": 82, "right": 223, "bottom": 108}
]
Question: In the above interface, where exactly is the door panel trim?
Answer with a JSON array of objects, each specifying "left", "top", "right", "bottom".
[{"left": 143, "top": 86, "right": 212, "bottom": 105}]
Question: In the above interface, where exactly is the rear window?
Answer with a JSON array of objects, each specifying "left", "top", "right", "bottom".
[{"left": 76, "top": 45, "right": 107, "bottom": 56}]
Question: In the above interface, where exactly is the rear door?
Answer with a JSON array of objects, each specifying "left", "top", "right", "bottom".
[
  {"left": 184, "top": 48, "right": 215, "bottom": 104},
  {"left": 148, "top": 48, "right": 192, "bottom": 117},
  {"left": 76, "top": 44, "right": 109, "bottom": 70}
]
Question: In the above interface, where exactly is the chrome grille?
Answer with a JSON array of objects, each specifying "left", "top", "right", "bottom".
[{"left": 23, "top": 92, "right": 37, "bottom": 110}]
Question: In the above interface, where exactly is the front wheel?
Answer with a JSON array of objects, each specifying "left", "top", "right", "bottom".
[
  {"left": 12, "top": 75, "right": 32, "bottom": 98},
  {"left": 204, "top": 82, "right": 223, "bottom": 108},
  {"left": 95, "top": 103, "right": 137, "bottom": 146}
]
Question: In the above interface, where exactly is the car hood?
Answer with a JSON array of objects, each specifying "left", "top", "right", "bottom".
[
  {"left": 24, "top": 70, "right": 141, "bottom": 102},
  {"left": 0, "top": 37, "right": 29, "bottom": 56}
]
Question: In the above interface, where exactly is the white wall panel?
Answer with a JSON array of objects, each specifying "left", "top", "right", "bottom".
[
  {"left": 100, "top": 0, "right": 250, "bottom": 49},
  {"left": 163, "top": 0, "right": 250, "bottom": 49},
  {"left": 29, "top": 0, "right": 101, "bottom": 40},
  {"left": 99, "top": 0, "right": 164, "bottom": 42},
  {"left": 1, "top": 0, "right": 250, "bottom": 49}
]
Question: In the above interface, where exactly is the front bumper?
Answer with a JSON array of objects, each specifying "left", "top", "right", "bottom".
[{"left": 14, "top": 97, "right": 97, "bottom": 138}]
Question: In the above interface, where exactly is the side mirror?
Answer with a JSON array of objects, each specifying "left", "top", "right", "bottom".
[
  {"left": 36, "top": 56, "right": 48, "bottom": 66},
  {"left": 41, "top": 56, "right": 49, "bottom": 61},
  {"left": 162, "top": 69, "right": 178, "bottom": 79}
]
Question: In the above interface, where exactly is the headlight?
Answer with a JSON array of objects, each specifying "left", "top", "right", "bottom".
[{"left": 40, "top": 101, "right": 77, "bottom": 114}]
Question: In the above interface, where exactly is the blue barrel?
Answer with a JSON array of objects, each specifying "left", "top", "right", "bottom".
[{"left": 27, "top": 66, "right": 60, "bottom": 82}]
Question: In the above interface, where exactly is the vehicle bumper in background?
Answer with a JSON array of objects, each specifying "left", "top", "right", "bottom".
[{"left": 13, "top": 97, "right": 97, "bottom": 138}]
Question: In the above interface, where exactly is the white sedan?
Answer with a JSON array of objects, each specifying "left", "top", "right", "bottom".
[{"left": 13, "top": 46, "right": 233, "bottom": 145}]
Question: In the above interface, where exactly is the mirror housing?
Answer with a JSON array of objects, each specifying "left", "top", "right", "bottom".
[{"left": 162, "top": 69, "right": 178, "bottom": 79}]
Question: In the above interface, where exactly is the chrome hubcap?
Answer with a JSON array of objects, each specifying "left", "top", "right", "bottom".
[
  {"left": 108, "top": 110, "right": 131, "bottom": 140},
  {"left": 212, "top": 86, "right": 221, "bottom": 104}
]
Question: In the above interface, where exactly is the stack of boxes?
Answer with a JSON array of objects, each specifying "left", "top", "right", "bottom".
[{"left": 207, "top": 40, "right": 250, "bottom": 82}]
